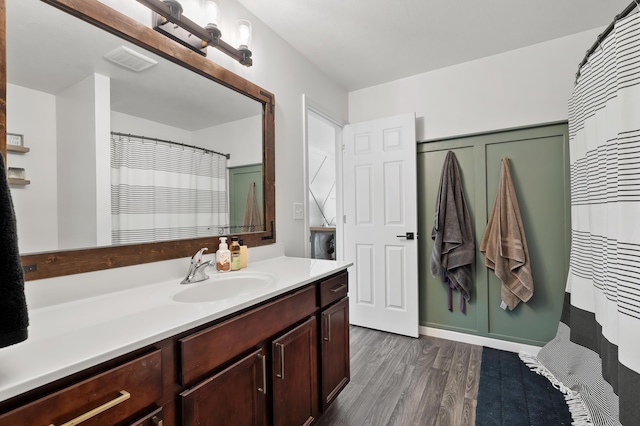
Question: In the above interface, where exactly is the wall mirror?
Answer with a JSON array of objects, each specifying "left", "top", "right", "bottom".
[{"left": 1, "top": 0, "right": 276, "bottom": 280}]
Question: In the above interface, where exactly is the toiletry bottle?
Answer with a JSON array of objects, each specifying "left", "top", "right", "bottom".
[
  {"left": 239, "top": 239, "right": 248, "bottom": 269},
  {"left": 230, "top": 236, "right": 241, "bottom": 271},
  {"left": 216, "top": 237, "right": 231, "bottom": 272}
]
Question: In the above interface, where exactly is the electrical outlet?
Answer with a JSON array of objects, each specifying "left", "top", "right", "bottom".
[{"left": 293, "top": 203, "right": 304, "bottom": 220}]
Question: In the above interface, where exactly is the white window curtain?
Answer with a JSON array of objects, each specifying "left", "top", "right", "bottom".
[
  {"left": 531, "top": 8, "right": 640, "bottom": 426},
  {"left": 110, "top": 134, "right": 228, "bottom": 245}
]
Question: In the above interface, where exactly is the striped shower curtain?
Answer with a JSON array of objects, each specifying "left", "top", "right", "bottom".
[
  {"left": 530, "top": 7, "right": 640, "bottom": 426},
  {"left": 110, "top": 134, "right": 228, "bottom": 244}
]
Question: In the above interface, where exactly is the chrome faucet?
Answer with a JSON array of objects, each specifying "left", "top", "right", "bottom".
[{"left": 181, "top": 247, "right": 212, "bottom": 284}]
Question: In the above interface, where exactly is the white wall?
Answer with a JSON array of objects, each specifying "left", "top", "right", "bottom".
[
  {"left": 111, "top": 111, "right": 193, "bottom": 145},
  {"left": 113, "top": 111, "right": 260, "bottom": 167},
  {"left": 193, "top": 115, "right": 262, "bottom": 167},
  {"left": 99, "top": 0, "right": 349, "bottom": 257},
  {"left": 6, "top": 84, "right": 58, "bottom": 253},
  {"left": 56, "top": 73, "right": 111, "bottom": 249},
  {"left": 349, "top": 29, "right": 602, "bottom": 141}
]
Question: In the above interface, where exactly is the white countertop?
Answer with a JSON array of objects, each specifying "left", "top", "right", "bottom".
[{"left": 0, "top": 255, "right": 351, "bottom": 402}]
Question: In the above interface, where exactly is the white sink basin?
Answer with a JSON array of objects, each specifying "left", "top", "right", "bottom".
[{"left": 172, "top": 272, "right": 276, "bottom": 303}]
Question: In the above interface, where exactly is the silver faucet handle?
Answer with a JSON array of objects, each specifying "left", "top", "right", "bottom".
[{"left": 192, "top": 247, "right": 209, "bottom": 263}]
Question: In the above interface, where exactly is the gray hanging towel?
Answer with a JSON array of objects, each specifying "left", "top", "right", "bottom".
[
  {"left": 480, "top": 157, "right": 533, "bottom": 310},
  {"left": 430, "top": 151, "right": 475, "bottom": 312},
  {"left": 0, "top": 152, "right": 29, "bottom": 347}
]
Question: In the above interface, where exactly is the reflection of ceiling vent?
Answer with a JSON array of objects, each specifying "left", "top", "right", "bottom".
[{"left": 104, "top": 46, "right": 157, "bottom": 72}]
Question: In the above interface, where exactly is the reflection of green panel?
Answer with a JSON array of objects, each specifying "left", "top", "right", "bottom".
[
  {"left": 418, "top": 146, "right": 479, "bottom": 334},
  {"left": 485, "top": 135, "right": 568, "bottom": 344},
  {"left": 417, "top": 123, "right": 570, "bottom": 346},
  {"left": 229, "top": 164, "right": 263, "bottom": 233}
]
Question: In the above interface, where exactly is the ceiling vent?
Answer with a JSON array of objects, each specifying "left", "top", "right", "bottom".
[{"left": 104, "top": 46, "right": 157, "bottom": 72}]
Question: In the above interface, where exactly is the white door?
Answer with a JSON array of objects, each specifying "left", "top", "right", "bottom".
[{"left": 343, "top": 113, "right": 418, "bottom": 338}]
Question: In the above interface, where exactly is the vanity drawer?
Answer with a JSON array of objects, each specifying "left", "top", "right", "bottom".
[
  {"left": 319, "top": 272, "right": 348, "bottom": 308},
  {"left": 0, "top": 349, "right": 162, "bottom": 426},
  {"left": 179, "top": 284, "right": 317, "bottom": 385}
]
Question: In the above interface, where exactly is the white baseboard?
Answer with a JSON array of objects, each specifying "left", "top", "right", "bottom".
[{"left": 419, "top": 326, "right": 542, "bottom": 356}]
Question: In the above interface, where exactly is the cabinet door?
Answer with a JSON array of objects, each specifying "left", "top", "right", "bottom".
[
  {"left": 272, "top": 317, "right": 319, "bottom": 426},
  {"left": 180, "top": 348, "right": 268, "bottom": 426},
  {"left": 321, "top": 297, "right": 350, "bottom": 410}
]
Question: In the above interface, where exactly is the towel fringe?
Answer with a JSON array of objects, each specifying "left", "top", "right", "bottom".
[{"left": 519, "top": 352, "right": 593, "bottom": 426}]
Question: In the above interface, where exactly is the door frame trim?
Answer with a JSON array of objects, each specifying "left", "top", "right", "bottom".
[{"left": 302, "top": 95, "right": 346, "bottom": 259}]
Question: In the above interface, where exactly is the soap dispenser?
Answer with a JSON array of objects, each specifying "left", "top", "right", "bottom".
[
  {"left": 230, "top": 236, "right": 242, "bottom": 271},
  {"left": 216, "top": 237, "right": 231, "bottom": 272},
  {"left": 239, "top": 239, "right": 248, "bottom": 269}
]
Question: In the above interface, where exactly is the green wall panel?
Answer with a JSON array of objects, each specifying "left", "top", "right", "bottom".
[
  {"left": 485, "top": 135, "right": 570, "bottom": 344},
  {"left": 418, "top": 145, "right": 480, "bottom": 334},
  {"left": 417, "top": 123, "right": 570, "bottom": 346}
]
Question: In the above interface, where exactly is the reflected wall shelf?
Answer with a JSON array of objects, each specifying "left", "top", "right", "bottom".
[
  {"left": 7, "top": 145, "right": 30, "bottom": 154},
  {"left": 6, "top": 142, "right": 30, "bottom": 186},
  {"left": 8, "top": 178, "right": 30, "bottom": 186}
]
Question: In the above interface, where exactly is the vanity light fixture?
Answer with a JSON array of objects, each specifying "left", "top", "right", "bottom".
[{"left": 136, "top": 0, "right": 253, "bottom": 66}]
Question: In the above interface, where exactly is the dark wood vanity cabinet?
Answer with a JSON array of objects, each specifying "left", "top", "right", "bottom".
[
  {"left": 0, "top": 271, "right": 349, "bottom": 426},
  {"left": 0, "top": 350, "right": 163, "bottom": 426},
  {"left": 179, "top": 285, "right": 321, "bottom": 426},
  {"left": 181, "top": 315, "right": 321, "bottom": 426},
  {"left": 180, "top": 348, "right": 268, "bottom": 426},
  {"left": 320, "top": 297, "right": 350, "bottom": 411},
  {"left": 318, "top": 272, "right": 350, "bottom": 411},
  {"left": 272, "top": 317, "right": 319, "bottom": 426}
]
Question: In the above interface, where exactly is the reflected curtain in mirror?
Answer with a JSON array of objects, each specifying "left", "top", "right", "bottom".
[{"left": 110, "top": 133, "right": 228, "bottom": 244}]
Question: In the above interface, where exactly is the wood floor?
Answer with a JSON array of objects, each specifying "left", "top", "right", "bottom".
[{"left": 315, "top": 326, "right": 483, "bottom": 426}]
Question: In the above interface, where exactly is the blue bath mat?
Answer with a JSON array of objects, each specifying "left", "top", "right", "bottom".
[{"left": 475, "top": 347, "right": 573, "bottom": 426}]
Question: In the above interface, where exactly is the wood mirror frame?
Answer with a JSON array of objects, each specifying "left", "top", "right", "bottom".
[{"left": 0, "top": 0, "right": 276, "bottom": 281}]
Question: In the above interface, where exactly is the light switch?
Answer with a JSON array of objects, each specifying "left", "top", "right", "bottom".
[{"left": 293, "top": 203, "right": 304, "bottom": 220}]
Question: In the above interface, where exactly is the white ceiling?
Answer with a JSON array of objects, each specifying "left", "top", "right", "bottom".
[{"left": 237, "top": 0, "right": 633, "bottom": 91}]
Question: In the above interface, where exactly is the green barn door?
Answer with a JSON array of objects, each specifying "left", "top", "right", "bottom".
[
  {"left": 417, "top": 123, "right": 570, "bottom": 346},
  {"left": 229, "top": 164, "right": 263, "bottom": 234}
]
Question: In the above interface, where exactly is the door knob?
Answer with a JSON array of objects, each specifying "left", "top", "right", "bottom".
[{"left": 396, "top": 232, "right": 415, "bottom": 240}]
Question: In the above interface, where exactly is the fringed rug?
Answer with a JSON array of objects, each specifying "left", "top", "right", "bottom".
[{"left": 475, "top": 347, "right": 578, "bottom": 426}]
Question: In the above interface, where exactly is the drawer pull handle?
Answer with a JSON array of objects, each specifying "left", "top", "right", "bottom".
[
  {"left": 152, "top": 416, "right": 163, "bottom": 426},
  {"left": 257, "top": 353, "right": 267, "bottom": 394},
  {"left": 276, "top": 343, "right": 285, "bottom": 379},
  {"left": 330, "top": 284, "right": 347, "bottom": 293},
  {"left": 49, "top": 390, "right": 130, "bottom": 426},
  {"left": 324, "top": 313, "right": 332, "bottom": 342}
]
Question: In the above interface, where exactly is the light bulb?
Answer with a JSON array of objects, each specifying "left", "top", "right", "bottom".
[
  {"left": 202, "top": 0, "right": 220, "bottom": 29},
  {"left": 236, "top": 19, "right": 252, "bottom": 51}
]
